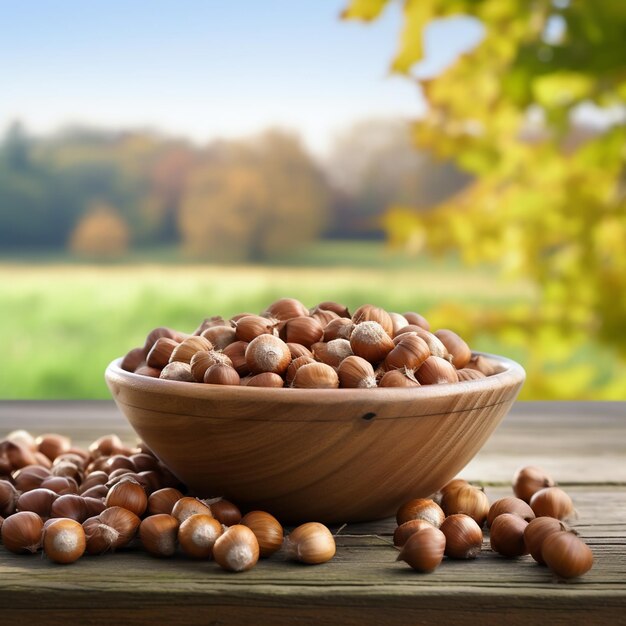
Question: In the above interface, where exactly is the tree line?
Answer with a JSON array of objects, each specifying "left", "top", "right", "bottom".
[{"left": 0, "top": 120, "right": 468, "bottom": 260}]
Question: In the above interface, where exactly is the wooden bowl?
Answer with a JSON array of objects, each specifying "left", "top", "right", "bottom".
[{"left": 105, "top": 352, "right": 524, "bottom": 524}]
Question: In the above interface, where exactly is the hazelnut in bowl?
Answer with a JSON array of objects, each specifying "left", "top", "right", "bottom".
[{"left": 105, "top": 302, "right": 525, "bottom": 523}]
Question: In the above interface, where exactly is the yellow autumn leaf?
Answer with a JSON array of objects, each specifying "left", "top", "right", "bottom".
[
  {"left": 532, "top": 72, "right": 595, "bottom": 108},
  {"left": 391, "top": 0, "right": 434, "bottom": 73},
  {"left": 380, "top": 205, "right": 425, "bottom": 252},
  {"left": 341, "top": 0, "right": 388, "bottom": 21}
]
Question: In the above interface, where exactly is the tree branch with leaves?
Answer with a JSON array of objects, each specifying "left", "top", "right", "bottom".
[{"left": 344, "top": 0, "right": 626, "bottom": 398}]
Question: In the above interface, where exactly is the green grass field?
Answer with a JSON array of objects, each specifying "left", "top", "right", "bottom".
[
  {"left": 0, "top": 243, "right": 536, "bottom": 399},
  {"left": 2, "top": 242, "right": 622, "bottom": 400}
]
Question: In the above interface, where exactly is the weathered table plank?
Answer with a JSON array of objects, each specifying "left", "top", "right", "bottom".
[
  {"left": 461, "top": 401, "right": 626, "bottom": 484},
  {"left": 1, "top": 401, "right": 625, "bottom": 625}
]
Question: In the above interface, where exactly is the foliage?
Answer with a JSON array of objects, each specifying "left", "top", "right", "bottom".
[
  {"left": 35, "top": 129, "right": 187, "bottom": 247},
  {"left": 179, "top": 131, "right": 328, "bottom": 261},
  {"left": 4, "top": 121, "right": 466, "bottom": 254},
  {"left": 69, "top": 202, "right": 130, "bottom": 258},
  {"left": 0, "top": 123, "right": 74, "bottom": 249},
  {"left": 0, "top": 126, "right": 160, "bottom": 250},
  {"left": 344, "top": 0, "right": 626, "bottom": 398}
]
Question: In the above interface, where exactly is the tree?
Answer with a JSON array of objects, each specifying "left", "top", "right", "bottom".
[
  {"left": 147, "top": 141, "right": 198, "bottom": 243},
  {"left": 179, "top": 131, "right": 329, "bottom": 261},
  {"left": 344, "top": 0, "right": 626, "bottom": 398},
  {"left": 0, "top": 123, "right": 67, "bottom": 249},
  {"left": 40, "top": 128, "right": 164, "bottom": 247},
  {"left": 2, "top": 121, "right": 30, "bottom": 170},
  {"left": 69, "top": 201, "right": 130, "bottom": 258}
]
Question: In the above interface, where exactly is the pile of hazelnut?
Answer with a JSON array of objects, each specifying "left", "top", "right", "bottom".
[
  {"left": 0, "top": 431, "right": 335, "bottom": 569},
  {"left": 393, "top": 466, "right": 594, "bottom": 579},
  {"left": 1, "top": 432, "right": 594, "bottom": 579},
  {"left": 121, "top": 298, "right": 495, "bottom": 388}
]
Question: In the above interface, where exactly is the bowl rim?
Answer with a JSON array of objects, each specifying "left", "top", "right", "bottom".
[{"left": 105, "top": 351, "right": 525, "bottom": 406}]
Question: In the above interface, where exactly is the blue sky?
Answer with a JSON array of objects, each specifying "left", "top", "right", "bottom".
[{"left": 1, "top": 1, "right": 482, "bottom": 155}]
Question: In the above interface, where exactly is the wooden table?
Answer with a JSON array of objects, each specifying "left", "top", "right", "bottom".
[{"left": 1, "top": 401, "right": 625, "bottom": 625}]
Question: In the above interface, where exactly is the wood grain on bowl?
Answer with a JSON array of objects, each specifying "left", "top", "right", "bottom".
[{"left": 105, "top": 353, "right": 525, "bottom": 524}]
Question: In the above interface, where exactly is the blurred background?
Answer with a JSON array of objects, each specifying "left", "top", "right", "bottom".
[{"left": 1, "top": 0, "right": 624, "bottom": 399}]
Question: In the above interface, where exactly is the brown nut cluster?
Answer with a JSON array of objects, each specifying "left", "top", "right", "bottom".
[
  {"left": 394, "top": 466, "right": 592, "bottom": 579},
  {"left": 0, "top": 430, "right": 335, "bottom": 570},
  {"left": 121, "top": 298, "right": 493, "bottom": 389},
  {"left": 1, "top": 430, "right": 593, "bottom": 580}
]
